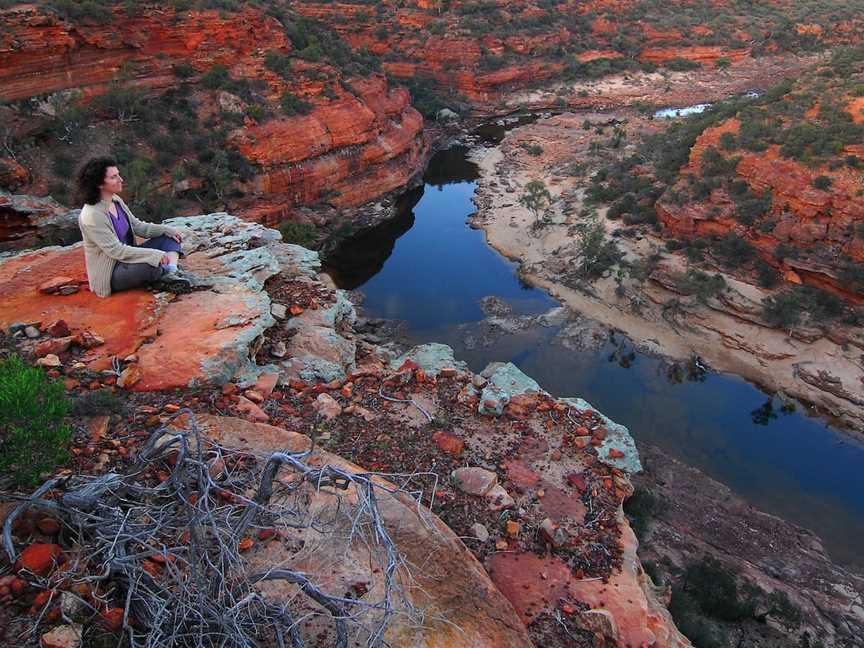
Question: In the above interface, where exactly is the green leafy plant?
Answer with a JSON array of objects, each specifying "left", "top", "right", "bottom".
[
  {"left": 279, "top": 92, "right": 312, "bottom": 116},
  {"left": 573, "top": 212, "right": 623, "bottom": 278},
  {"left": 279, "top": 221, "right": 317, "bottom": 247},
  {"left": 518, "top": 179, "right": 553, "bottom": 228},
  {"left": 812, "top": 175, "right": 832, "bottom": 190},
  {"left": 0, "top": 355, "right": 71, "bottom": 485},
  {"left": 673, "top": 269, "right": 727, "bottom": 304}
]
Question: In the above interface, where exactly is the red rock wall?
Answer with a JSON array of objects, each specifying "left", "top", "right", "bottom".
[
  {"left": 0, "top": 5, "right": 427, "bottom": 224},
  {"left": 656, "top": 118, "right": 864, "bottom": 302},
  {"left": 232, "top": 75, "right": 426, "bottom": 217},
  {"left": 0, "top": 5, "right": 291, "bottom": 101}
]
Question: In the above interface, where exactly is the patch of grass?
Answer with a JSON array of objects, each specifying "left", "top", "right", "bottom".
[
  {"left": 519, "top": 142, "right": 544, "bottom": 156},
  {"left": 279, "top": 91, "right": 312, "bottom": 116},
  {"left": 664, "top": 57, "right": 701, "bottom": 72},
  {"left": 0, "top": 355, "right": 71, "bottom": 485},
  {"left": 812, "top": 175, "right": 832, "bottom": 190},
  {"left": 711, "top": 232, "right": 755, "bottom": 267}
]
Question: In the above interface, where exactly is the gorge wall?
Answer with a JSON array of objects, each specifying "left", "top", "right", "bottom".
[
  {"left": 0, "top": 3, "right": 426, "bottom": 227},
  {"left": 654, "top": 65, "right": 864, "bottom": 303}
]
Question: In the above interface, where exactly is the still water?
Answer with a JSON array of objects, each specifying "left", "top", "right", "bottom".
[{"left": 324, "top": 138, "right": 864, "bottom": 570}]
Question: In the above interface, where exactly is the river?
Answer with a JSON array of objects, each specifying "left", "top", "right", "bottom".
[{"left": 323, "top": 126, "right": 864, "bottom": 571}]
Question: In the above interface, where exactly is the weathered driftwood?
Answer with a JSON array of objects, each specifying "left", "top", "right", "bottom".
[{"left": 4, "top": 410, "right": 428, "bottom": 648}]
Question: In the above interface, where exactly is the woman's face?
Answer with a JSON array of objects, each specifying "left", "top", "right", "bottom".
[{"left": 101, "top": 166, "right": 123, "bottom": 195}]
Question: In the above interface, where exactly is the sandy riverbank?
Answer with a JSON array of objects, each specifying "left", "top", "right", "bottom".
[{"left": 470, "top": 112, "right": 864, "bottom": 432}]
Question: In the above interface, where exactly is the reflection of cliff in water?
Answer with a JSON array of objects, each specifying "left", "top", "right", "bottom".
[
  {"left": 323, "top": 187, "right": 421, "bottom": 290},
  {"left": 324, "top": 146, "right": 480, "bottom": 290},
  {"left": 424, "top": 146, "right": 479, "bottom": 188}
]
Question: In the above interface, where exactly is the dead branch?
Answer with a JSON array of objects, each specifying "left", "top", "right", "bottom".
[{"left": 5, "top": 410, "right": 431, "bottom": 647}]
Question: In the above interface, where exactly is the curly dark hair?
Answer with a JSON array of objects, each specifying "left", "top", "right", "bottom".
[{"left": 76, "top": 156, "right": 117, "bottom": 206}]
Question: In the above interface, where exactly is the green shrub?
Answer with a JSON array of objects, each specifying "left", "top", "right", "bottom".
[
  {"left": 680, "top": 557, "right": 757, "bottom": 621},
  {"left": 172, "top": 63, "right": 196, "bottom": 79},
  {"left": 673, "top": 269, "right": 726, "bottom": 303},
  {"left": 669, "top": 588, "right": 727, "bottom": 648},
  {"left": 280, "top": 92, "right": 312, "bottom": 116},
  {"left": 762, "top": 285, "right": 845, "bottom": 328},
  {"left": 701, "top": 147, "right": 739, "bottom": 177},
  {"left": 52, "top": 152, "right": 77, "bottom": 177},
  {"left": 91, "top": 86, "right": 145, "bottom": 121},
  {"left": 520, "top": 142, "right": 544, "bottom": 156},
  {"left": 774, "top": 242, "right": 800, "bottom": 261},
  {"left": 0, "top": 356, "right": 71, "bottom": 485},
  {"left": 264, "top": 50, "right": 293, "bottom": 79},
  {"left": 733, "top": 187, "right": 771, "bottom": 226},
  {"left": 428, "top": 20, "right": 445, "bottom": 35},
  {"left": 623, "top": 487, "right": 665, "bottom": 540},
  {"left": 279, "top": 221, "right": 317, "bottom": 246},
  {"left": 756, "top": 259, "right": 780, "bottom": 288},
  {"left": 665, "top": 57, "right": 701, "bottom": 72},
  {"left": 712, "top": 232, "right": 754, "bottom": 266},
  {"left": 839, "top": 260, "right": 864, "bottom": 293},
  {"left": 812, "top": 175, "right": 832, "bottom": 190},
  {"left": 71, "top": 388, "right": 124, "bottom": 416},
  {"left": 718, "top": 132, "right": 737, "bottom": 150},
  {"left": 201, "top": 64, "right": 230, "bottom": 89}
]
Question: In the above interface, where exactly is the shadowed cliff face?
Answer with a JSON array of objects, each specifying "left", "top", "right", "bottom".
[{"left": 0, "top": 3, "right": 426, "bottom": 227}]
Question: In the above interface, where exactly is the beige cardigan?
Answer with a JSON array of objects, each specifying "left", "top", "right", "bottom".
[{"left": 78, "top": 195, "right": 175, "bottom": 297}]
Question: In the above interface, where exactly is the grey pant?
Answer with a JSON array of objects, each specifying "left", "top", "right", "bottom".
[
  {"left": 109, "top": 234, "right": 180, "bottom": 293},
  {"left": 110, "top": 260, "right": 165, "bottom": 293}
]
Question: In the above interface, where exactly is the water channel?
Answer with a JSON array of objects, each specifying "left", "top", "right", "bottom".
[{"left": 324, "top": 124, "right": 864, "bottom": 571}]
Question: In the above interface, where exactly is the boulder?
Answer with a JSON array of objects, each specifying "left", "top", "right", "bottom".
[
  {"left": 0, "top": 214, "right": 279, "bottom": 391},
  {"left": 314, "top": 392, "right": 342, "bottom": 420},
  {"left": 177, "top": 414, "right": 532, "bottom": 647},
  {"left": 40, "top": 624, "right": 82, "bottom": 648},
  {"left": 451, "top": 467, "right": 498, "bottom": 496},
  {"left": 478, "top": 362, "right": 543, "bottom": 416},
  {"left": 391, "top": 343, "right": 468, "bottom": 378},
  {"left": 561, "top": 397, "right": 642, "bottom": 474},
  {"left": 15, "top": 543, "right": 62, "bottom": 576},
  {"left": 0, "top": 190, "right": 80, "bottom": 252}
]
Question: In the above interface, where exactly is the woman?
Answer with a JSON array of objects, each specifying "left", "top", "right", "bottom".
[{"left": 77, "top": 156, "right": 187, "bottom": 297}]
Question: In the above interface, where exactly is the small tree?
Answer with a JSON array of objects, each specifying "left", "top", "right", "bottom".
[
  {"left": 518, "top": 179, "right": 553, "bottom": 230},
  {"left": 573, "top": 212, "right": 622, "bottom": 278}
]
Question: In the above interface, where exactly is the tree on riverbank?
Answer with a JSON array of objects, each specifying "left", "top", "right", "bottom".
[{"left": 518, "top": 179, "right": 553, "bottom": 232}]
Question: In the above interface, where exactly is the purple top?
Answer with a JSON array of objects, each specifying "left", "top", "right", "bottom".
[{"left": 108, "top": 201, "right": 131, "bottom": 245}]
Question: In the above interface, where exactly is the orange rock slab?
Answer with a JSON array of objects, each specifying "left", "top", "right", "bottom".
[
  {"left": 0, "top": 246, "right": 159, "bottom": 370},
  {"left": 0, "top": 238, "right": 273, "bottom": 388}
]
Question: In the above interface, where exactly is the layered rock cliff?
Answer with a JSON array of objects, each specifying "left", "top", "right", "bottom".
[
  {"left": 294, "top": 0, "right": 861, "bottom": 108},
  {"left": 0, "top": 3, "right": 426, "bottom": 228},
  {"left": 654, "top": 55, "right": 864, "bottom": 302}
]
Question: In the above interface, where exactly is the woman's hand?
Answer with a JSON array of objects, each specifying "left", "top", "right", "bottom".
[
  {"left": 161, "top": 253, "right": 172, "bottom": 266},
  {"left": 167, "top": 228, "right": 183, "bottom": 243}
]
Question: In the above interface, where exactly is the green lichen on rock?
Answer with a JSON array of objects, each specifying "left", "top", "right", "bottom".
[{"left": 392, "top": 343, "right": 468, "bottom": 377}]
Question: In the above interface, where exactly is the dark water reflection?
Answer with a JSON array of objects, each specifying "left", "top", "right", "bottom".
[{"left": 324, "top": 139, "right": 864, "bottom": 571}]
